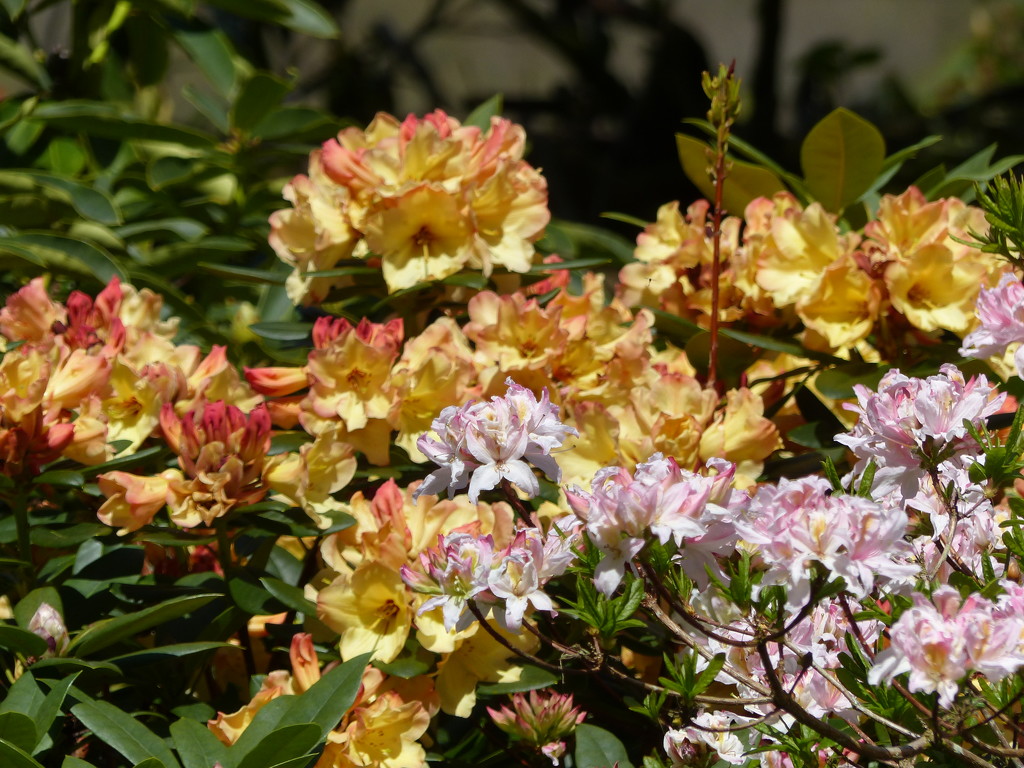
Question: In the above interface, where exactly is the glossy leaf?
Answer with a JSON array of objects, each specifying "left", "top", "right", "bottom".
[
  {"left": 275, "top": 653, "right": 369, "bottom": 739},
  {"left": 800, "top": 107, "right": 885, "bottom": 213},
  {"left": 0, "top": 625, "right": 47, "bottom": 657},
  {"left": 170, "top": 717, "right": 230, "bottom": 768},
  {"left": 477, "top": 665, "right": 559, "bottom": 695},
  {"left": 259, "top": 576, "right": 317, "bottom": 615},
  {"left": 70, "top": 700, "right": 180, "bottom": 768},
  {"left": 0, "top": 712, "right": 36, "bottom": 752},
  {"left": 248, "top": 322, "right": 312, "bottom": 342},
  {"left": 13, "top": 587, "right": 62, "bottom": 629},
  {"left": 232, "top": 73, "right": 291, "bottom": 133},
  {"left": 67, "top": 593, "right": 220, "bottom": 657},
  {"left": 676, "top": 133, "right": 785, "bottom": 215},
  {"left": 0, "top": 738, "right": 45, "bottom": 768},
  {"left": 235, "top": 723, "right": 320, "bottom": 768},
  {"left": 574, "top": 724, "right": 634, "bottom": 768},
  {"left": 31, "top": 101, "right": 215, "bottom": 148},
  {"left": 33, "top": 672, "right": 79, "bottom": 749},
  {"left": 0, "top": 171, "right": 121, "bottom": 225},
  {"left": 198, "top": 262, "right": 287, "bottom": 285},
  {"left": 174, "top": 27, "right": 238, "bottom": 98}
]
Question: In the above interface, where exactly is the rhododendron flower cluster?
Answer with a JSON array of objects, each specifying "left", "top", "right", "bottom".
[
  {"left": 960, "top": 270, "right": 1024, "bottom": 376},
  {"left": 488, "top": 689, "right": 586, "bottom": 765},
  {"left": 402, "top": 518, "right": 580, "bottom": 632},
  {"left": 736, "top": 476, "right": 917, "bottom": 610},
  {"left": 624, "top": 188, "right": 1003, "bottom": 353},
  {"left": 836, "top": 363, "right": 1005, "bottom": 496},
  {"left": 414, "top": 379, "right": 577, "bottom": 503},
  {"left": 566, "top": 453, "right": 747, "bottom": 595},
  {"left": 269, "top": 109, "right": 550, "bottom": 299},
  {"left": 869, "top": 585, "right": 1024, "bottom": 707}
]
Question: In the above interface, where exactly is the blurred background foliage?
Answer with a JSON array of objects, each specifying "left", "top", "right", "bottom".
[{"left": 0, "top": 0, "right": 1023, "bottom": 342}]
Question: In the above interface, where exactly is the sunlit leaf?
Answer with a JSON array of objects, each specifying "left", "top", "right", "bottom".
[{"left": 800, "top": 108, "right": 885, "bottom": 213}]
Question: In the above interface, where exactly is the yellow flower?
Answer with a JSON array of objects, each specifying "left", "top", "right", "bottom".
[
  {"left": 318, "top": 561, "right": 412, "bottom": 664},
  {"left": 796, "top": 254, "right": 880, "bottom": 350},
  {"left": 884, "top": 243, "right": 989, "bottom": 334},
  {"left": 435, "top": 619, "right": 540, "bottom": 717},
  {"left": 757, "top": 202, "right": 857, "bottom": 308},
  {"left": 266, "top": 425, "right": 357, "bottom": 529}
]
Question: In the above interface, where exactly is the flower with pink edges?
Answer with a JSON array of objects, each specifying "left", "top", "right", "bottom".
[
  {"left": 960, "top": 271, "right": 1024, "bottom": 363},
  {"left": 868, "top": 586, "right": 1024, "bottom": 707},
  {"left": 566, "top": 454, "right": 746, "bottom": 596},
  {"left": 487, "top": 689, "right": 585, "bottom": 766},
  {"left": 736, "top": 476, "right": 916, "bottom": 611},
  {"left": 414, "top": 379, "right": 577, "bottom": 504},
  {"left": 836, "top": 364, "right": 1005, "bottom": 498}
]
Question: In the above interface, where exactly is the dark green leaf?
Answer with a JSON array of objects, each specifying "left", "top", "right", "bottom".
[
  {"left": 207, "top": 0, "right": 338, "bottom": 38},
  {"left": 67, "top": 594, "right": 220, "bottom": 657},
  {"left": 0, "top": 233, "right": 125, "bottom": 282},
  {"left": 526, "top": 257, "right": 609, "bottom": 273},
  {"left": 676, "top": 133, "right": 785, "bottom": 215},
  {"left": 174, "top": 28, "right": 238, "bottom": 98},
  {"left": 0, "top": 713, "right": 36, "bottom": 752},
  {"left": 800, "top": 108, "right": 886, "bottom": 213},
  {"left": 574, "top": 724, "right": 634, "bottom": 768},
  {"left": 229, "top": 576, "right": 286, "bottom": 615},
  {"left": 198, "top": 262, "right": 287, "bottom": 285},
  {"left": 273, "top": 653, "right": 369, "bottom": 739},
  {"left": 814, "top": 363, "right": 887, "bottom": 400},
  {"left": 252, "top": 107, "right": 333, "bottom": 141},
  {"left": 232, "top": 73, "right": 291, "bottom": 133},
  {"left": 182, "top": 85, "right": 229, "bottom": 133},
  {"left": 0, "top": 0, "right": 26, "bottom": 21},
  {"left": 0, "top": 738, "right": 45, "bottom": 768},
  {"left": 80, "top": 446, "right": 165, "bottom": 478},
  {"left": 477, "top": 665, "right": 559, "bottom": 695},
  {"left": 0, "top": 171, "right": 121, "bottom": 225},
  {"left": 548, "top": 219, "right": 635, "bottom": 264},
  {"left": 32, "top": 469, "right": 84, "bottom": 488},
  {"left": 71, "top": 700, "right": 180, "bottom": 768},
  {"left": 133, "top": 759, "right": 167, "bottom": 768},
  {"left": 108, "top": 642, "right": 235, "bottom": 668},
  {"left": 0, "top": 625, "right": 47, "bottom": 657},
  {"left": 115, "top": 218, "right": 209, "bottom": 243},
  {"left": 260, "top": 577, "right": 317, "bottom": 615},
  {"left": 0, "top": 672, "right": 43, "bottom": 720},
  {"left": 463, "top": 94, "right": 503, "bottom": 130},
  {"left": 268, "top": 432, "right": 313, "bottom": 455},
  {"left": 235, "top": 723, "right": 320, "bottom": 768},
  {"left": 33, "top": 672, "right": 79, "bottom": 749},
  {"left": 171, "top": 717, "right": 230, "bottom": 768},
  {"left": 32, "top": 101, "right": 214, "bottom": 148}
]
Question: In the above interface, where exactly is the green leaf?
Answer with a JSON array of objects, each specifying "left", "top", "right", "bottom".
[
  {"left": 574, "top": 724, "right": 634, "bottom": 768},
  {"left": 147, "top": 156, "right": 201, "bottom": 190},
  {"left": 134, "top": 759, "right": 167, "bottom": 768},
  {"left": 174, "top": 27, "right": 238, "bottom": 98},
  {"left": 182, "top": 85, "right": 229, "bottom": 133},
  {"left": 70, "top": 700, "right": 180, "bottom": 768},
  {"left": 0, "top": 738, "right": 46, "bottom": 768},
  {"left": 198, "top": 262, "right": 287, "bottom": 285},
  {"left": 0, "top": 625, "right": 47, "bottom": 657},
  {"left": 79, "top": 446, "right": 165, "bottom": 478},
  {"left": 252, "top": 107, "right": 333, "bottom": 141},
  {"left": 0, "top": 673, "right": 43, "bottom": 720},
  {"left": 248, "top": 322, "right": 312, "bottom": 342},
  {"left": 0, "top": 233, "right": 125, "bottom": 282},
  {"left": 477, "top": 664, "right": 559, "bottom": 695},
  {"left": 32, "top": 469, "right": 85, "bottom": 487},
  {"left": 260, "top": 577, "right": 317, "bottom": 615},
  {"left": 547, "top": 220, "right": 635, "bottom": 264},
  {"left": 32, "top": 101, "right": 215, "bottom": 148},
  {"left": 800, "top": 107, "right": 885, "bottom": 213},
  {"left": 33, "top": 672, "right": 79, "bottom": 749},
  {"left": 814, "top": 363, "right": 887, "bottom": 400},
  {"left": 171, "top": 717, "right": 230, "bottom": 768},
  {"left": 207, "top": 0, "right": 338, "bottom": 38},
  {"left": 62, "top": 758, "right": 99, "bottom": 768},
  {"left": 232, "top": 73, "right": 291, "bottom": 133},
  {"left": 526, "top": 257, "right": 610, "bottom": 273},
  {"left": 0, "top": 171, "right": 121, "bottom": 225},
  {"left": 228, "top": 576, "right": 286, "bottom": 615},
  {"left": 67, "top": 593, "right": 220, "bottom": 657},
  {"left": 115, "top": 218, "right": 209, "bottom": 243},
  {"left": 108, "top": 642, "right": 234, "bottom": 668},
  {"left": 273, "top": 653, "right": 369, "bottom": 739},
  {"left": 0, "top": 713, "right": 36, "bottom": 752},
  {"left": 0, "top": 33, "right": 51, "bottom": 90},
  {"left": 676, "top": 133, "right": 786, "bottom": 215},
  {"left": 235, "top": 723, "right": 320, "bottom": 768},
  {"left": 463, "top": 94, "right": 503, "bottom": 130}
]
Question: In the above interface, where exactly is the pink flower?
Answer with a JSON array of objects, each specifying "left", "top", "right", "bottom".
[
  {"left": 415, "top": 379, "right": 577, "bottom": 504},
  {"left": 960, "top": 271, "right": 1024, "bottom": 360},
  {"left": 836, "top": 365, "right": 1005, "bottom": 498},
  {"left": 736, "top": 477, "right": 916, "bottom": 611},
  {"left": 868, "top": 587, "right": 1024, "bottom": 707},
  {"left": 568, "top": 454, "right": 745, "bottom": 596}
]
